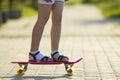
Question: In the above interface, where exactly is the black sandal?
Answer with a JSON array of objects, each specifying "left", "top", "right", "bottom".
[
  {"left": 29, "top": 51, "right": 52, "bottom": 62},
  {"left": 51, "top": 51, "right": 69, "bottom": 62}
]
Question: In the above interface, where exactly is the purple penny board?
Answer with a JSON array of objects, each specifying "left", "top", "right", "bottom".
[{"left": 12, "top": 58, "right": 83, "bottom": 65}]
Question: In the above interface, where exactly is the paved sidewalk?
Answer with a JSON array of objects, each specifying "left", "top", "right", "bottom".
[{"left": 0, "top": 5, "right": 120, "bottom": 80}]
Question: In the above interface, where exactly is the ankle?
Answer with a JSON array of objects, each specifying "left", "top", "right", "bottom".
[
  {"left": 51, "top": 50, "right": 62, "bottom": 59},
  {"left": 29, "top": 50, "right": 44, "bottom": 61},
  {"left": 52, "top": 50, "right": 59, "bottom": 54},
  {"left": 30, "top": 50, "right": 40, "bottom": 54}
]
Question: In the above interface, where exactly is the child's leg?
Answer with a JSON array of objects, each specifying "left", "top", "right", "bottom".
[
  {"left": 50, "top": 1, "right": 69, "bottom": 62},
  {"left": 29, "top": 4, "right": 52, "bottom": 62},
  {"left": 51, "top": 1, "right": 64, "bottom": 51},
  {"left": 30, "top": 4, "right": 52, "bottom": 52}
]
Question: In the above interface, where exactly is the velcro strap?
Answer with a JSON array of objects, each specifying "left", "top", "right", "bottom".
[
  {"left": 51, "top": 51, "right": 59, "bottom": 57},
  {"left": 29, "top": 51, "right": 40, "bottom": 60},
  {"left": 41, "top": 56, "right": 49, "bottom": 61},
  {"left": 58, "top": 55, "right": 67, "bottom": 61}
]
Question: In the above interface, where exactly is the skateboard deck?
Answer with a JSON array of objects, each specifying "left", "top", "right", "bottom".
[
  {"left": 11, "top": 58, "right": 83, "bottom": 76},
  {"left": 11, "top": 58, "right": 83, "bottom": 65}
]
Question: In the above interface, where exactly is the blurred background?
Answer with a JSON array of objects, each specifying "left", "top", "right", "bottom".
[
  {"left": 0, "top": 0, "right": 120, "bottom": 25},
  {"left": 0, "top": 0, "right": 37, "bottom": 25}
]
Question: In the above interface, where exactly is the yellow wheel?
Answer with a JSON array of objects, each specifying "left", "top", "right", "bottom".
[
  {"left": 66, "top": 65, "right": 74, "bottom": 76},
  {"left": 16, "top": 68, "right": 25, "bottom": 76}
]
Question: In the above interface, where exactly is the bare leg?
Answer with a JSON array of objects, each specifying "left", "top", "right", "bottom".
[
  {"left": 51, "top": 2, "right": 64, "bottom": 51},
  {"left": 50, "top": 2, "right": 69, "bottom": 62},
  {"left": 30, "top": 4, "right": 52, "bottom": 52}
]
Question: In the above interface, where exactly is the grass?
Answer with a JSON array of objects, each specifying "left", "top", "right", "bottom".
[
  {"left": 21, "top": 5, "right": 37, "bottom": 18},
  {"left": 82, "top": 0, "right": 120, "bottom": 19},
  {"left": 96, "top": 2, "right": 120, "bottom": 18},
  {"left": 65, "top": 0, "right": 82, "bottom": 5}
]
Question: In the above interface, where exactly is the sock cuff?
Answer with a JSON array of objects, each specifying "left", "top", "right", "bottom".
[
  {"left": 30, "top": 50, "right": 40, "bottom": 54},
  {"left": 52, "top": 50, "right": 59, "bottom": 54}
]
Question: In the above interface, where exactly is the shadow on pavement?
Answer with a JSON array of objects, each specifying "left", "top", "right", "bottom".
[{"left": 1, "top": 74, "right": 73, "bottom": 80}]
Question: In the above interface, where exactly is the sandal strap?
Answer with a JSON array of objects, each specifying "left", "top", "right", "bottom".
[
  {"left": 51, "top": 51, "right": 59, "bottom": 61},
  {"left": 29, "top": 51, "right": 40, "bottom": 61},
  {"left": 51, "top": 51, "right": 68, "bottom": 62},
  {"left": 58, "top": 55, "right": 68, "bottom": 61},
  {"left": 51, "top": 51, "right": 59, "bottom": 57},
  {"left": 41, "top": 56, "right": 49, "bottom": 62}
]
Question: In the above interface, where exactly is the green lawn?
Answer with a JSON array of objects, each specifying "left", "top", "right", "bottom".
[
  {"left": 97, "top": 2, "right": 120, "bottom": 18},
  {"left": 81, "top": 0, "right": 120, "bottom": 18},
  {"left": 65, "top": 0, "right": 81, "bottom": 5},
  {"left": 21, "top": 5, "right": 37, "bottom": 18}
]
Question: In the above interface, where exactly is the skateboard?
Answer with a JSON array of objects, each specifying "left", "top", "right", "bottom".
[{"left": 11, "top": 58, "right": 83, "bottom": 76}]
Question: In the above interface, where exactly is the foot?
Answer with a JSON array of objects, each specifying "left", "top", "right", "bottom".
[
  {"left": 29, "top": 51, "right": 53, "bottom": 62},
  {"left": 51, "top": 51, "right": 69, "bottom": 62}
]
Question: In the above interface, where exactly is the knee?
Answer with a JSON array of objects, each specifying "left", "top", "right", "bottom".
[
  {"left": 52, "top": 13, "right": 62, "bottom": 25},
  {"left": 57, "top": 14, "right": 62, "bottom": 22},
  {"left": 38, "top": 14, "right": 50, "bottom": 22},
  {"left": 56, "top": 12, "right": 62, "bottom": 20}
]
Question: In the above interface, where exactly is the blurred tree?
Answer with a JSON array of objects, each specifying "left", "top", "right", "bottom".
[
  {"left": 0, "top": 0, "right": 2, "bottom": 10},
  {"left": 31, "top": 0, "right": 37, "bottom": 9},
  {"left": 0, "top": 0, "right": 2, "bottom": 24},
  {"left": 8, "top": 0, "right": 22, "bottom": 19},
  {"left": 9, "top": 0, "right": 12, "bottom": 11},
  {"left": 0, "top": 0, "right": 9, "bottom": 23}
]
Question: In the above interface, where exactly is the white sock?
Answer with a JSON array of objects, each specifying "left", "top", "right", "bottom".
[
  {"left": 30, "top": 50, "right": 44, "bottom": 60},
  {"left": 52, "top": 50, "right": 59, "bottom": 54},
  {"left": 52, "top": 50, "right": 61, "bottom": 59}
]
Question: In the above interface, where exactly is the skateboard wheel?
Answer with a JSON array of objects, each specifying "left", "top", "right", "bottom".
[
  {"left": 66, "top": 68, "right": 74, "bottom": 76},
  {"left": 16, "top": 68, "right": 25, "bottom": 76},
  {"left": 66, "top": 66, "right": 74, "bottom": 76}
]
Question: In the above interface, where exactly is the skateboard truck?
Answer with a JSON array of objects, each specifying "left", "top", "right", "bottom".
[
  {"left": 17, "top": 63, "right": 28, "bottom": 76},
  {"left": 64, "top": 63, "right": 74, "bottom": 76}
]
